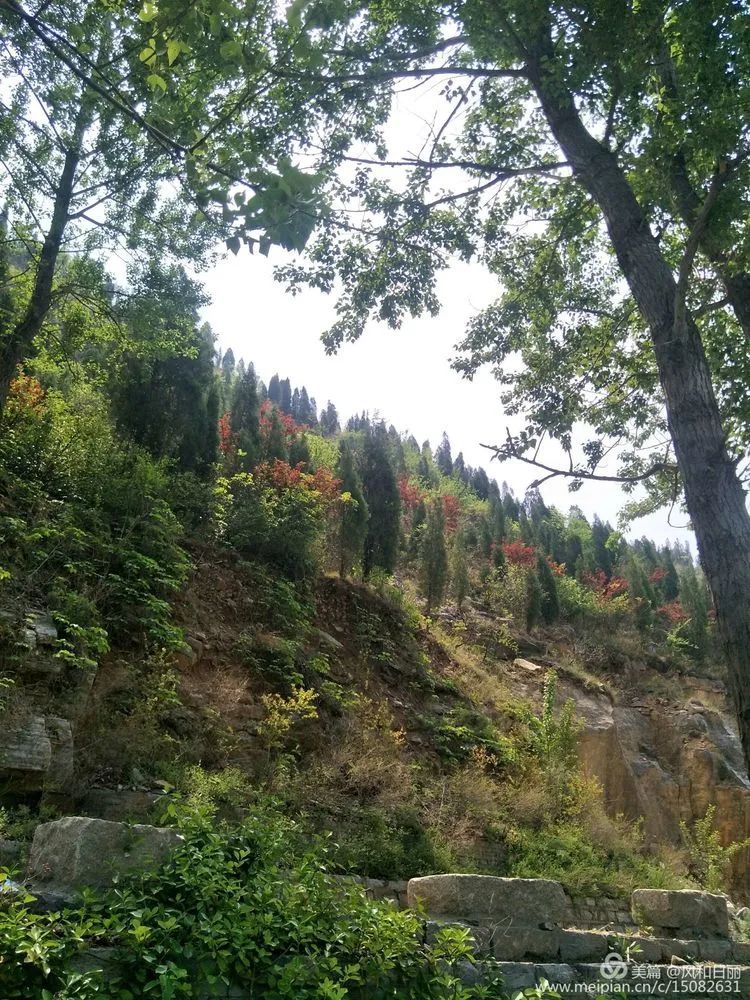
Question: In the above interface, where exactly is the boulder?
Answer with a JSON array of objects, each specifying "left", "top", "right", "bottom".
[
  {"left": 631, "top": 889, "right": 729, "bottom": 939},
  {"left": 0, "top": 714, "right": 74, "bottom": 793},
  {"left": 407, "top": 875, "right": 568, "bottom": 927},
  {"left": 513, "top": 658, "right": 544, "bottom": 675},
  {"left": 28, "top": 816, "right": 181, "bottom": 890}
]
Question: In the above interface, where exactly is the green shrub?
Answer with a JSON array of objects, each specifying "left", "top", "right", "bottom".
[{"left": 0, "top": 805, "right": 504, "bottom": 998}]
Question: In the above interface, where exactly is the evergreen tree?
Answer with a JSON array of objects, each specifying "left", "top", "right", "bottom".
[
  {"left": 434, "top": 432, "right": 453, "bottom": 476},
  {"left": 263, "top": 407, "right": 288, "bottom": 462},
  {"left": 298, "top": 387, "right": 315, "bottom": 425},
  {"left": 453, "top": 451, "right": 468, "bottom": 484},
  {"left": 361, "top": 424, "right": 401, "bottom": 575},
  {"left": 230, "top": 365, "right": 260, "bottom": 469},
  {"left": 490, "top": 495, "right": 506, "bottom": 546},
  {"left": 291, "top": 387, "right": 301, "bottom": 420},
  {"left": 537, "top": 554, "right": 560, "bottom": 624},
  {"left": 526, "top": 569, "right": 543, "bottom": 632},
  {"left": 627, "top": 558, "right": 656, "bottom": 633},
  {"left": 268, "top": 374, "right": 281, "bottom": 405},
  {"left": 320, "top": 401, "right": 340, "bottom": 436},
  {"left": 470, "top": 467, "right": 490, "bottom": 500},
  {"left": 407, "top": 498, "right": 427, "bottom": 563},
  {"left": 660, "top": 546, "right": 680, "bottom": 602},
  {"left": 220, "top": 348, "right": 235, "bottom": 385},
  {"left": 565, "top": 534, "right": 584, "bottom": 577},
  {"left": 591, "top": 516, "right": 614, "bottom": 577},
  {"left": 337, "top": 440, "right": 368, "bottom": 577},
  {"left": 289, "top": 433, "right": 311, "bottom": 467},
  {"left": 450, "top": 527, "right": 470, "bottom": 609},
  {"left": 279, "top": 377, "right": 292, "bottom": 414},
  {"left": 419, "top": 497, "right": 448, "bottom": 614},
  {"left": 680, "top": 563, "right": 710, "bottom": 661}
]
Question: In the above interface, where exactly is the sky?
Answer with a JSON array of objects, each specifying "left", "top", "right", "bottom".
[
  {"left": 201, "top": 75, "right": 694, "bottom": 553},
  {"left": 202, "top": 247, "right": 694, "bottom": 552}
]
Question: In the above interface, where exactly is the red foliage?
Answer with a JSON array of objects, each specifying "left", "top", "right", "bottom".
[
  {"left": 218, "top": 412, "right": 237, "bottom": 456},
  {"left": 649, "top": 567, "right": 668, "bottom": 584},
  {"left": 398, "top": 476, "right": 425, "bottom": 511},
  {"left": 582, "top": 571, "right": 629, "bottom": 600},
  {"left": 254, "top": 459, "right": 341, "bottom": 501},
  {"left": 259, "top": 400, "right": 301, "bottom": 440},
  {"left": 502, "top": 541, "right": 537, "bottom": 566},
  {"left": 546, "top": 557, "right": 566, "bottom": 577},
  {"left": 657, "top": 600, "right": 688, "bottom": 624},
  {"left": 442, "top": 494, "right": 461, "bottom": 532}
]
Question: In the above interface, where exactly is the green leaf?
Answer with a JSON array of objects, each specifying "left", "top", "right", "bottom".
[
  {"left": 146, "top": 73, "right": 167, "bottom": 93},
  {"left": 166, "top": 39, "right": 182, "bottom": 65},
  {"left": 226, "top": 236, "right": 241, "bottom": 255},
  {"left": 138, "top": 2, "right": 158, "bottom": 22}
]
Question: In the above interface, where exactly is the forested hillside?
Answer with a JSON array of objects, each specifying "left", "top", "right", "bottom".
[{"left": 3, "top": 0, "right": 750, "bottom": 995}]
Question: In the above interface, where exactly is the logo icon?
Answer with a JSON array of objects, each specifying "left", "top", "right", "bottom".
[{"left": 600, "top": 952, "right": 628, "bottom": 981}]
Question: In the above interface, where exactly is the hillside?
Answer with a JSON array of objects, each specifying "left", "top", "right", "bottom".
[{"left": 0, "top": 355, "right": 745, "bottom": 904}]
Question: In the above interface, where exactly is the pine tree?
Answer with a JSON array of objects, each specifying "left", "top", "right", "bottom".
[
  {"left": 526, "top": 569, "right": 543, "bottom": 632},
  {"left": 220, "top": 348, "right": 236, "bottom": 385},
  {"left": 230, "top": 365, "right": 260, "bottom": 469},
  {"left": 361, "top": 423, "right": 401, "bottom": 575},
  {"left": 490, "top": 495, "right": 506, "bottom": 546},
  {"left": 279, "top": 377, "right": 292, "bottom": 414},
  {"left": 660, "top": 546, "right": 680, "bottom": 602},
  {"left": 470, "top": 467, "right": 490, "bottom": 500},
  {"left": 320, "top": 401, "right": 340, "bottom": 436},
  {"left": 450, "top": 527, "right": 470, "bottom": 609},
  {"left": 407, "top": 498, "right": 427, "bottom": 564},
  {"left": 536, "top": 554, "right": 560, "bottom": 624},
  {"left": 267, "top": 373, "right": 281, "bottom": 405},
  {"left": 419, "top": 497, "right": 448, "bottom": 614},
  {"left": 338, "top": 439, "right": 368, "bottom": 577},
  {"left": 434, "top": 432, "right": 453, "bottom": 476},
  {"left": 627, "top": 558, "right": 656, "bottom": 633},
  {"left": 291, "top": 387, "right": 301, "bottom": 420},
  {"left": 289, "top": 433, "right": 311, "bottom": 467},
  {"left": 263, "top": 406, "right": 288, "bottom": 462},
  {"left": 453, "top": 451, "right": 467, "bottom": 484},
  {"left": 680, "top": 562, "right": 710, "bottom": 661}
]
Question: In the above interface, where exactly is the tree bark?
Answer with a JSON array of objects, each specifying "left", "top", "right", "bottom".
[
  {"left": 527, "top": 31, "right": 750, "bottom": 772},
  {"left": 0, "top": 115, "right": 85, "bottom": 419}
]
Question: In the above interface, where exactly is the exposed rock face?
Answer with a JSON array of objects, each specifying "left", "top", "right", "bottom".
[
  {"left": 568, "top": 678, "right": 750, "bottom": 898},
  {"left": 0, "top": 715, "right": 74, "bottom": 793},
  {"left": 407, "top": 874, "right": 568, "bottom": 927},
  {"left": 28, "top": 816, "right": 181, "bottom": 889},
  {"left": 631, "top": 889, "right": 729, "bottom": 939}
]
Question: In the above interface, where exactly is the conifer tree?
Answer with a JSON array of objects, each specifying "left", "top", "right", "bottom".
[
  {"left": 490, "top": 496, "right": 506, "bottom": 547},
  {"left": 268, "top": 374, "right": 281, "bottom": 406},
  {"left": 537, "top": 554, "right": 560, "bottom": 624},
  {"left": 230, "top": 365, "right": 260, "bottom": 470},
  {"left": 320, "top": 401, "right": 340, "bottom": 437},
  {"left": 680, "top": 563, "right": 710, "bottom": 661},
  {"left": 279, "top": 377, "right": 292, "bottom": 414},
  {"left": 434, "top": 432, "right": 453, "bottom": 476},
  {"left": 450, "top": 527, "right": 470, "bottom": 610},
  {"left": 220, "top": 348, "right": 236, "bottom": 386},
  {"left": 263, "top": 407, "right": 288, "bottom": 462},
  {"left": 291, "top": 387, "right": 301, "bottom": 420},
  {"left": 453, "top": 451, "right": 469, "bottom": 485},
  {"left": 361, "top": 423, "right": 400, "bottom": 575},
  {"left": 337, "top": 439, "right": 368, "bottom": 577},
  {"left": 419, "top": 497, "right": 448, "bottom": 614},
  {"left": 526, "top": 569, "right": 543, "bottom": 632}
]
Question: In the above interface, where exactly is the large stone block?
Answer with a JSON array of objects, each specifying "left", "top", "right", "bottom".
[
  {"left": 631, "top": 889, "right": 729, "bottom": 939},
  {"left": 28, "top": 816, "right": 181, "bottom": 890},
  {"left": 493, "top": 927, "right": 559, "bottom": 961},
  {"left": 0, "top": 715, "right": 74, "bottom": 793},
  {"left": 558, "top": 930, "right": 610, "bottom": 962},
  {"left": 407, "top": 875, "right": 568, "bottom": 927}
]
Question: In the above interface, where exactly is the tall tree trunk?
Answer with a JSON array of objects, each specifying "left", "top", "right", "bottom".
[
  {"left": 0, "top": 117, "right": 84, "bottom": 419},
  {"left": 527, "top": 32, "right": 750, "bottom": 772}
]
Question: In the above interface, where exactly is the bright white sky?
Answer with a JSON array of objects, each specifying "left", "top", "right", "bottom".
[
  {"left": 202, "top": 249, "right": 693, "bottom": 551},
  {"left": 201, "top": 77, "right": 694, "bottom": 552}
]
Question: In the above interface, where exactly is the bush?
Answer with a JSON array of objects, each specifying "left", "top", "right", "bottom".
[{"left": 0, "top": 806, "right": 504, "bottom": 998}]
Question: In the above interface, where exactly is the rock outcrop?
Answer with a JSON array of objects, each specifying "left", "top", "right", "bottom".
[
  {"left": 0, "top": 715, "right": 74, "bottom": 794},
  {"left": 28, "top": 816, "right": 181, "bottom": 890},
  {"left": 568, "top": 677, "right": 750, "bottom": 898}
]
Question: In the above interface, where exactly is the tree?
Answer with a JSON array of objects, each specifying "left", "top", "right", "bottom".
[
  {"left": 320, "top": 401, "right": 340, "bottom": 437},
  {"left": 526, "top": 569, "right": 543, "bottom": 633},
  {"left": 268, "top": 375, "right": 282, "bottom": 406},
  {"left": 109, "top": 267, "right": 218, "bottom": 476},
  {"left": 434, "top": 432, "right": 453, "bottom": 476},
  {"left": 337, "top": 439, "right": 368, "bottom": 577},
  {"left": 279, "top": 1, "right": 750, "bottom": 770},
  {"left": 279, "top": 378, "right": 292, "bottom": 414},
  {"left": 680, "top": 562, "right": 711, "bottom": 663},
  {"left": 0, "top": 0, "right": 328, "bottom": 419},
  {"left": 450, "top": 528, "right": 470, "bottom": 610},
  {"left": 360, "top": 423, "right": 400, "bottom": 576},
  {"left": 419, "top": 497, "right": 448, "bottom": 614},
  {"left": 536, "top": 555, "right": 560, "bottom": 625},
  {"left": 262, "top": 406, "right": 288, "bottom": 463},
  {"left": 230, "top": 365, "right": 260, "bottom": 470}
]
